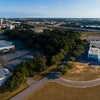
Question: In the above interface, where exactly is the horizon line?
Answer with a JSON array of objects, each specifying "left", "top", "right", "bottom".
[{"left": 0, "top": 17, "right": 100, "bottom": 19}]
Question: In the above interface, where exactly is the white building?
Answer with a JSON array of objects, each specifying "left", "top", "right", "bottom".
[
  {"left": 88, "top": 40, "right": 100, "bottom": 62},
  {"left": 0, "top": 67, "right": 10, "bottom": 86},
  {"left": 6, "top": 24, "right": 15, "bottom": 30},
  {"left": 0, "top": 19, "right": 3, "bottom": 26},
  {"left": 90, "top": 41, "right": 100, "bottom": 48},
  {"left": 0, "top": 40, "right": 15, "bottom": 52}
]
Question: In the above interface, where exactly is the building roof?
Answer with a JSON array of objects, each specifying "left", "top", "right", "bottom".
[
  {"left": 88, "top": 47, "right": 100, "bottom": 59},
  {"left": 88, "top": 36, "right": 100, "bottom": 41},
  {"left": 90, "top": 41, "right": 100, "bottom": 48},
  {"left": 0, "top": 67, "right": 10, "bottom": 79},
  {"left": 88, "top": 47, "right": 99, "bottom": 55},
  {"left": 0, "top": 40, "right": 14, "bottom": 48}
]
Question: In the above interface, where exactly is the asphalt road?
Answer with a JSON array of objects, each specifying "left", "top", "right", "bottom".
[
  {"left": 44, "top": 25, "right": 100, "bottom": 32},
  {"left": 11, "top": 70, "right": 58, "bottom": 100},
  {"left": 57, "top": 78, "right": 100, "bottom": 88},
  {"left": 0, "top": 49, "right": 32, "bottom": 61},
  {"left": 11, "top": 78, "right": 48, "bottom": 100},
  {"left": 7, "top": 54, "right": 33, "bottom": 70},
  {"left": 11, "top": 70, "right": 100, "bottom": 100}
]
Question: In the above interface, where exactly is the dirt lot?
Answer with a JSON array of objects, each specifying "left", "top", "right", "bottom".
[
  {"left": 63, "top": 62, "right": 100, "bottom": 81},
  {"left": 80, "top": 31, "right": 100, "bottom": 40},
  {"left": 25, "top": 82, "right": 100, "bottom": 100}
]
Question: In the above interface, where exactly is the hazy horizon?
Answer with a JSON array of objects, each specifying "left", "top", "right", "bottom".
[{"left": 0, "top": 0, "right": 100, "bottom": 18}]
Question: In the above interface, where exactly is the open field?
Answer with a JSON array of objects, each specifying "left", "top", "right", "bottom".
[
  {"left": 80, "top": 31, "right": 100, "bottom": 39},
  {"left": 25, "top": 82, "right": 100, "bottom": 100},
  {"left": 63, "top": 62, "right": 100, "bottom": 81},
  {"left": 0, "top": 83, "right": 28, "bottom": 100}
]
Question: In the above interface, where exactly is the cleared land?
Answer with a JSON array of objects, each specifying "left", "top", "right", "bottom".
[
  {"left": 0, "top": 83, "right": 28, "bottom": 100},
  {"left": 25, "top": 82, "right": 100, "bottom": 100},
  {"left": 80, "top": 31, "right": 100, "bottom": 40},
  {"left": 63, "top": 62, "right": 100, "bottom": 81}
]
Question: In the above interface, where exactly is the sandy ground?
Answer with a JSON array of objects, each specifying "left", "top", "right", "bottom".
[{"left": 63, "top": 62, "right": 100, "bottom": 81}]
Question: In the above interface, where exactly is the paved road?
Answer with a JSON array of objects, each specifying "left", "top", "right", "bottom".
[
  {"left": 0, "top": 49, "right": 32, "bottom": 61},
  {"left": 11, "top": 70, "right": 58, "bottom": 100},
  {"left": 11, "top": 70, "right": 100, "bottom": 100},
  {"left": 7, "top": 54, "right": 33, "bottom": 70},
  {"left": 56, "top": 78, "right": 100, "bottom": 88},
  {"left": 44, "top": 25, "right": 100, "bottom": 32},
  {"left": 11, "top": 78, "right": 48, "bottom": 100}
]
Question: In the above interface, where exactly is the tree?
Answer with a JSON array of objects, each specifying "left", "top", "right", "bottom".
[
  {"left": 0, "top": 50, "right": 4, "bottom": 56},
  {"left": 0, "top": 59, "right": 7, "bottom": 68},
  {"left": 9, "top": 48, "right": 15, "bottom": 53},
  {"left": 33, "top": 56, "right": 47, "bottom": 72},
  {"left": 51, "top": 56, "right": 57, "bottom": 64},
  {"left": 58, "top": 66, "right": 67, "bottom": 75},
  {"left": 65, "top": 62, "right": 75, "bottom": 69},
  {"left": 6, "top": 72, "right": 26, "bottom": 91},
  {"left": 69, "top": 57, "right": 75, "bottom": 61}
]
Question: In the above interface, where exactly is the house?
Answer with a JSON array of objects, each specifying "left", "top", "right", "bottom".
[{"left": 0, "top": 67, "right": 10, "bottom": 86}]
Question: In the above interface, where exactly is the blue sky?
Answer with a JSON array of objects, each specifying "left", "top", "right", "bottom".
[{"left": 0, "top": 0, "right": 100, "bottom": 18}]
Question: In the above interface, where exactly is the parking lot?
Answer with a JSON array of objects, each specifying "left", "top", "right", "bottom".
[
  {"left": 7, "top": 53, "right": 33, "bottom": 70},
  {"left": 0, "top": 49, "right": 33, "bottom": 61},
  {"left": 0, "top": 48, "right": 33, "bottom": 70}
]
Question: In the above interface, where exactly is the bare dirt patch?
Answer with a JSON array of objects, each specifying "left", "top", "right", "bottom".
[
  {"left": 80, "top": 31, "right": 100, "bottom": 40},
  {"left": 63, "top": 62, "right": 100, "bottom": 81},
  {"left": 25, "top": 82, "right": 100, "bottom": 100}
]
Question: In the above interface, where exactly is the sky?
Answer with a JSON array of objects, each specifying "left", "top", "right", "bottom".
[{"left": 0, "top": 0, "right": 100, "bottom": 18}]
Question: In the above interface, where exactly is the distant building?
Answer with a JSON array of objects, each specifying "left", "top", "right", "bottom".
[
  {"left": 6, "top": 24, "right": 15, "bottom": 30},
  {"left": 0, "top": 66, "right": 10, "bottom": 86},
  {"left": 0, "top": 19, "right": 3, "bottom": 26},
  {"left": 0, "top": 40, "right": 15, "bottom": 52},
  {"left": 33, "top": 27, "right": 44, "bottom": 33}
]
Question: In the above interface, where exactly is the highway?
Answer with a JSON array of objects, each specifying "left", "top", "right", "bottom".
[{"left": 44, "top": 25, "right": 100, "bottom": 32}]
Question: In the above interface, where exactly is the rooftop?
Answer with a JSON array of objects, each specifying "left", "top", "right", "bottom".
[
  {"left": 0, "top": 67, "right": 10, "bottom": 79},
  {"left": 90, "top": 41, "right": 100, "bottom": 48},
  {"left": 0, "top": 40, "right": 14, "bottom": 48},
  {"left": 88, "top": 47, "right": 99, "bottom": 55}
]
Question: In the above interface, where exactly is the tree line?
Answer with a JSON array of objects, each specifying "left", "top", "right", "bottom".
[
  {"left": 4, "top": 29, "right": 86, "bottom": 91},
  {"left": 4, "top": 29, "right": 86, "bottom": 65}
]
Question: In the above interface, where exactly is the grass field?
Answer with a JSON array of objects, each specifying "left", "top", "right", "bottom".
[
  {"left": 63, "top": 62, "right": 100, "bottom": 81},
  {"left": 80, "top": 31, "right": 100, "bottom": 39},
  {"left": 0, "top": 83, "right": 28, "bottom": 100},
  {"left": 25, "top": 82, "right": 100, "bottom": 100}
]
